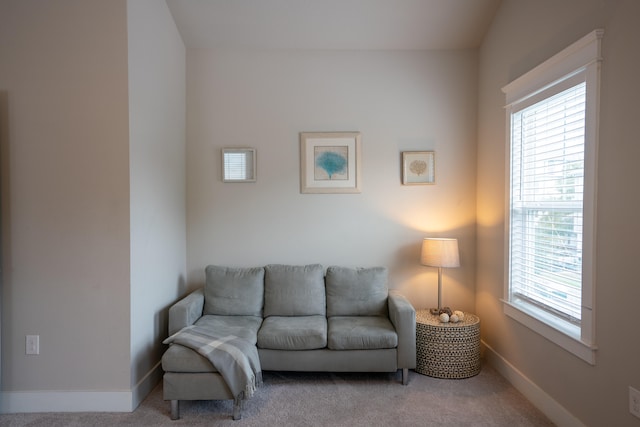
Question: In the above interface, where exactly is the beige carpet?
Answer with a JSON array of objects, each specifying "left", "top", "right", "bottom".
[{"left": 0, "top": 363, "right": 554, "bottom": 426}]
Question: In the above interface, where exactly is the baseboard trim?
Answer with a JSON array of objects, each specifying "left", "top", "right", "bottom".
[
  {"left": 481, "top": 340, "right": 586, "bottom": 427},
  {"left": 0, "top": 362, "right": 163, "bottom": 413},
  {"left": 132, "top": 360, "right": 163, "bottom": 410}
]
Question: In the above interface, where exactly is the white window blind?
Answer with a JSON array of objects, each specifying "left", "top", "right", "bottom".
[{"left": 510, "top": 81, "right": 586, "bottom": 324}]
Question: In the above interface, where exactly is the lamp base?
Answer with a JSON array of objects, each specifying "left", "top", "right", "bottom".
[{"left": 430, "top": 306, "right": 452, "bottom": 316}]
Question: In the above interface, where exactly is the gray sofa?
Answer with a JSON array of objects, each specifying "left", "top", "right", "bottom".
[{"left": 161, "top": 264, "right": 416, "bottom": 420}]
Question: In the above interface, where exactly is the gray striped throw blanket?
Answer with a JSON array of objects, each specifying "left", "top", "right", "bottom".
[{"left": 163, "top": 325, "right": 262, "bottom": 400}]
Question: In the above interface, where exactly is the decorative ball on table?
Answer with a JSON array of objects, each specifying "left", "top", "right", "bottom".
[{"left": 437, "top": 308, "right": 466, "bottom": 323}]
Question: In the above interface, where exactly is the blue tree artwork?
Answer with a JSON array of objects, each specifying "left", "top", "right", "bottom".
[{"left": 314, "top": 147, "right": 348, "bottom": 180}]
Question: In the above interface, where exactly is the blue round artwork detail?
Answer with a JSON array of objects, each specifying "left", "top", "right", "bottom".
[{"left": 316, "top": 151, "right": 347, "bottom": 179}]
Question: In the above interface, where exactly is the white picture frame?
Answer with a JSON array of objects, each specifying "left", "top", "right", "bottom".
[
  {"left": 402, "top": 151, "right": 435, "bottom": 185},
  {"left": 222, "top": 148, "right": 256, "bottom": 182},
  {"left": 300, "top": 132, "right": 361, "bottom": 194}
]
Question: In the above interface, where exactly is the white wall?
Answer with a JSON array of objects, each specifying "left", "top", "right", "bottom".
[
  {"left": 477, "top": 0, "right": 640, "bottom": 425},
  {"left": 0, "top": 0, "right": 188, "bottom": 412},
  {"left": 186, "top": 49, "right": 478, "bottom": 311},
  {"left": 127, "top": 0, "right": 186, "bottom": 409},
  {"left": 0, "top": 0, "right": 131, "bottom": 408}
]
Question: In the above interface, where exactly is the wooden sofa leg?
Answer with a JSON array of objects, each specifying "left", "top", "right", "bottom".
[
  {"left": 233, "top": 397, "right": 243, "bottom": 420},
  {"left": 402, "top": 368, "right": 409, "bottom": 385},
  {"left": 170, "top": 400, "right": 180, "bottom": 420}
]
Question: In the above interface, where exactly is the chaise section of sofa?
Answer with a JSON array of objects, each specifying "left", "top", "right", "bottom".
[{"left": 161, "top": 264, "right": 416, "bottom": 420}]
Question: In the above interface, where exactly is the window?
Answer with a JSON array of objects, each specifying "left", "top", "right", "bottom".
[
  {"left": 502, "top": 30, "right": 603, "bottom": 364},
  {"left": 510, "top": 79, "right": 585, "bottom": 322}
]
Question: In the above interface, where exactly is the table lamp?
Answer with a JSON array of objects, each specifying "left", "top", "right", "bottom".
[{"left": 420, "top": 238, "right": 460, "bottom": 314}]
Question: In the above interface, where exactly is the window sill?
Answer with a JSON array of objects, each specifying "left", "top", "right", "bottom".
[{"left": 502, "top": 299, "right": 597, "bottom": 365}]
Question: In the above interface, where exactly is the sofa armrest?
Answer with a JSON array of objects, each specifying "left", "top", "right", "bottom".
[
  {"left": 388, "top": 291, "right": 416, "bottom": 369},
  {"left": 168, "top": 288, "right": 205, "bottom": 335}
]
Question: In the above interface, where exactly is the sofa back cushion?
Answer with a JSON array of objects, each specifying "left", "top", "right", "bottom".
[
  {"left": 203, "top": 265, "right": 265, "bottom": 316},
  {"left": 326, "top": 266, "right": 389, "bottom": 317},
  {"left": 264, "top": 264, "right": 326, "bottom": 317}
]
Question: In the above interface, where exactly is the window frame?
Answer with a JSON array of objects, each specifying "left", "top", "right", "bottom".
[{"left": 502, "top": 30, "right": 603, "bottom": 365}]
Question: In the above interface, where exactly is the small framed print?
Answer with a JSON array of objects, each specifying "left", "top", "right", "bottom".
[
  {"left": 402, "top": 151, "right": 435, "bottom": 185},
  {"left": 222, "top": 148, "right": 256, "bottom": 182},
  {"left": 300, "top": 132, "right": 361, "bottom": 194}
]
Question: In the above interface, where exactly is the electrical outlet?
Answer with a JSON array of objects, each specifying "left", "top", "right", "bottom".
[
  {"left": 630, "top": 386, "right": 640, "bottom": 419},
  {"left": 26, "top": 335, "right": 39, "bottom": 355}
]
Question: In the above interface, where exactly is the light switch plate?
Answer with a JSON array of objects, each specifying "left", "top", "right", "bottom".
[{"left": 26, "top": 335, "right": 39, "bottom": 355}]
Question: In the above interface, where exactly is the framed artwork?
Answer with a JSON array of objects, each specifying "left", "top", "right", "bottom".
[
  {"left": 300, "top": 132, "right": 361, "bottom": 193},
  {"left": 222, "top": 148, "right": 256, "bottom": 182},
  {"left": 402, "top": 151, "right": 435, "bottom": 185}
]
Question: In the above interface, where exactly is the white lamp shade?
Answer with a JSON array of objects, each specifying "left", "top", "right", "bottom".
[{"left": 420, "top": 238, "right": 460, "bottom": 268}]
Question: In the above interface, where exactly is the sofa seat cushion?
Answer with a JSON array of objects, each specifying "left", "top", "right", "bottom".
[
  {"left": 257, "top": 315, "right": 327, "bottom": 350},
  {"left": 195, "top": 315, "right": 263, "bottom": 344},
  {"left": 326, "top": 266, "right": 389, "bottom": 317},
  {"left": 264, "top": 264, "right": 326, "bottom": 317},
  {"left": 162, "top": 343, "right": 217, "bottom": 373},
  {"left": 162, "top": 315, "right": 262, "bottom": 373},
  {"left": 328, "top": 316, "right": 398, "bottom": 350}
]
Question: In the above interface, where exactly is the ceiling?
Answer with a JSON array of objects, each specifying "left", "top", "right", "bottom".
[{"left": 165, "top": 0, "right": 502, "bottom": 50}]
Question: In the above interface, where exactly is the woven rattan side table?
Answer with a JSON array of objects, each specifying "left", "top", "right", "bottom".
[{"left": 415, "top": 310, "right": 480, "bottom": 379}]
